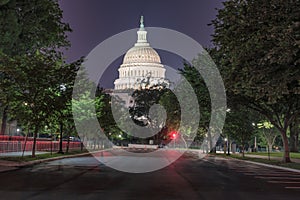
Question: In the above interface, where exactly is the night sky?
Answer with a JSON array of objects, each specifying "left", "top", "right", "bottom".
[{"left": 58, "top": 0, "right": 224, "bottom": 88}]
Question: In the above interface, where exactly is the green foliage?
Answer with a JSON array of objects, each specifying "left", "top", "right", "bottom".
[
  {"left": 211, "top": 0, "right": 300, "bottom": 162},
  {"left": 159, "top": 89, "right": 181, "bottom": 132},
  {"left": 0, "top": 0, "right": 77, "bottom": 156},
  {"left": 96, "top": 90, "right": 128, "bottom": 142},
  {"left": 179, "top": 62, "right": 211, "bottom": 134},
  {"left": 0, "top": 0, "right": 71, "bottom": 55},
  {"left": 130, "top": 86, "right": 169, "bottom": 126},
  {"left": 224, "top": 105, "right": 258, "bottom": 147},
  {"left": 256, "top": 120, "right": 279, "bottom": 150},
  {"left": 211, "top": 0, "right": 300, "bottom": 101},
  {"left": 127, "top": 86, "right": 175, "bottom": 142}
]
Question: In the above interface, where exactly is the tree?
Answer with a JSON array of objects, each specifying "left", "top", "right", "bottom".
[
  {"left": 72, "top": 90, "right": 98, "bottom": 149},
  {"left": 127, "top": 86, "right": 171, "bottom": 144},
  {"left": 179, "top": 52, "right": 227, "bottom": 152},
  {"left": 224, "top": 105, "right": 258, "bottom": 157},
  {"left": 0, "top": 0, "right": 71, "bottom": 135},
  {"left": 94, "top": 87, "right": 122, "bottom": 148},
  {"left": 179, "top": 62, "right": 212, "bottom": 150},
  {"left": 2, "top": 52, "right": 77, "bottom": 157},
  {"left": 0, "top": 0, "right": 70, "bottom": 55},
  {"left": 257, "top": 121, "right": 279, "bottom": 160},
  {"left": 51, "top": 58, "right": 82, "bottom": 154},
  {"left": 211, "top": 0, "right": 300, "bottom": 162},
  {"left": 158, "top": 89, "right": 181, "bottom": 142}
]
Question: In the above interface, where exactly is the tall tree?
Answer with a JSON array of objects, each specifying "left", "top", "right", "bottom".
[
  {"left": 224, "top": 105, "right": 258, "bottom": 157},
  {"left": 2, "top": 52, "right": 78, "bottom": 157},
  {"left": 179, "top": 63, "right": 212, "bottom": 149},
  {"left": 211, "top": 0, "right": 300, "bottom": 162},
  {"left": 257, "top": 121, "right": 279, "bottom": 159},
  {"left": 0, "top": 0, "right": 71, "bottom": 135}
]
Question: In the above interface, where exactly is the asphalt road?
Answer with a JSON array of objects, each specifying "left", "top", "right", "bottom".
[{"left": 0, "top": 149, "right": 300, "bottom": 200}]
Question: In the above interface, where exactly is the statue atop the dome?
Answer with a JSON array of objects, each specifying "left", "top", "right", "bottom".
[{"left": 140, "top": 16, "right": 144, "bottom": 28}]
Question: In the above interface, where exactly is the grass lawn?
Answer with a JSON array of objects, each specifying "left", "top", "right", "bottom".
[
  {"left": 0, "top": 149, "right": 89, "bottom": 162},
  {"left": 247, "top": 152, "right": 300, "bottom": 159}
]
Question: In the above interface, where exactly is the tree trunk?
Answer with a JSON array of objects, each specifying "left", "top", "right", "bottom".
[
  {"left": 32, "top": 126, "right": 38, "bottom": 157},
  {"left": 58, "top": 121, "right": 64, "bottom": 154},
  {"left": 180, "top": 134, "right": 187, "bottom": 149},
  {"left": 207, "top": 129, "right": 214, "bottom": 153},
  {"left": 242, "top": 144, "right": 245, "bottom": 158},
  {"left": 281, "top": 131, "right": 291, "bottom": 163},
  {"left": 267, "top": 145, "right": 270, "bottom": 160},
  {"left": 66, "top": 132, "right": 70, "bottom": 153},
  {"left": 289, "top": 119, "right": 299, "bottom": 152},
  {"left": 0, "top": 106, "right": 8, "bottom": 135},
  {"left": 268, "top": 144, "right": 272, "bottom": 153},
  {"left": 22, "top": 126, "right": 30, "bottom": 157}
]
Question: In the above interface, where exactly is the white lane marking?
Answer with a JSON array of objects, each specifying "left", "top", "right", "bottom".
[
  {"left": 256, "top": 176, "right": 300, "bottom": 180},
  {"left": 285, "top": 187, "right": 300, "bottom": 189},
  {"left": 268, "top": 181, "right": 300, "bottom": 184},
  {"left": 253, "top": 174, "right": 300, "bottom": 177}
]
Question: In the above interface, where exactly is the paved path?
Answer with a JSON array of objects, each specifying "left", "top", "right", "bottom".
[{"left": 0, "top": 151, "right": 48, "bottom": 157}]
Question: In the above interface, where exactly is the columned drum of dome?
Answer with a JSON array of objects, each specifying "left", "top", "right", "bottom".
[{"left": 114, "top": 16, "right": 169, "bottom": 91}]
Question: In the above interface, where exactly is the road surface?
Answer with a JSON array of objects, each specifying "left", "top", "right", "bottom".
[{"left": 0, "top": 149, "right": 299, "bottom": 199}]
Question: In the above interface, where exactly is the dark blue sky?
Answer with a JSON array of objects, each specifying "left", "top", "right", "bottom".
[{"left": 58, "top": 0, "right": 224, "bottom": 88}]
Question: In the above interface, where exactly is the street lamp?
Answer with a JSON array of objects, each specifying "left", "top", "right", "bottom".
[
  {"left": 225, "top": 137, "right": 230, "bottom": 155},
  {"left": 252, "top": 122, "right": 257, "bottom": 152},
  {"left": 58, "top": 84, "right": 66, "bottom": 154}
]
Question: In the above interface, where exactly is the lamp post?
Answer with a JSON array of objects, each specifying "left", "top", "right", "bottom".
[
  {"left": 227, "top": 138, "right": 230, "bottom": 155},
  {"left": 58, "top": 84, "right": 66, "bottom": 154},
  {"left": 225, "top": 137, "right": 230, "bottom": 155},
  {"left": 252, "top": 122, "right": 257, "bottom": 152},
  {"left": 58, "top": 122, "right": 64, "bottom": 154}
]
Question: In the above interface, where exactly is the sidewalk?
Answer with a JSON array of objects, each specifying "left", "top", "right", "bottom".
[
  {"left": 0, "top": 149, "right": 109, "bottom": 173},
  {"left": 0, "top": 160, "right": 19, "bottom": 172},
  {"left": 0, "top": 151, "right": 92, "bottom": 173},
  {"left": 0, "top": 151, "right": 48, "bottom": 157},
  {"left": 0, "top": 151, "right": 49, "bottom": 172}
]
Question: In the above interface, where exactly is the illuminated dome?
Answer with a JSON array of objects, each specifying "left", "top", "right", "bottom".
[
  {"left": 123, "top": 46, "right": 161, "bottom": 64},
  {"left": 114, "top": 16, "right": 169, "bottom": 92}
]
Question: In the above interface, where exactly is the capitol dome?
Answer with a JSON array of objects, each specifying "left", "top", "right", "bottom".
[
  {"left": 114, "top": 16, "right": 169, "bottom": 92},
  {"left": 123, "top": 46, "right": 161, "bottom": 64}
]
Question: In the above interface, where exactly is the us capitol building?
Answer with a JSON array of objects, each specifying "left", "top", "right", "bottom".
[
  {"left": 114, "top": 16, "right": 169, "bottom": 91},
  {"left": 112, "top": 16, "right": 169, "bottom": 106}
]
